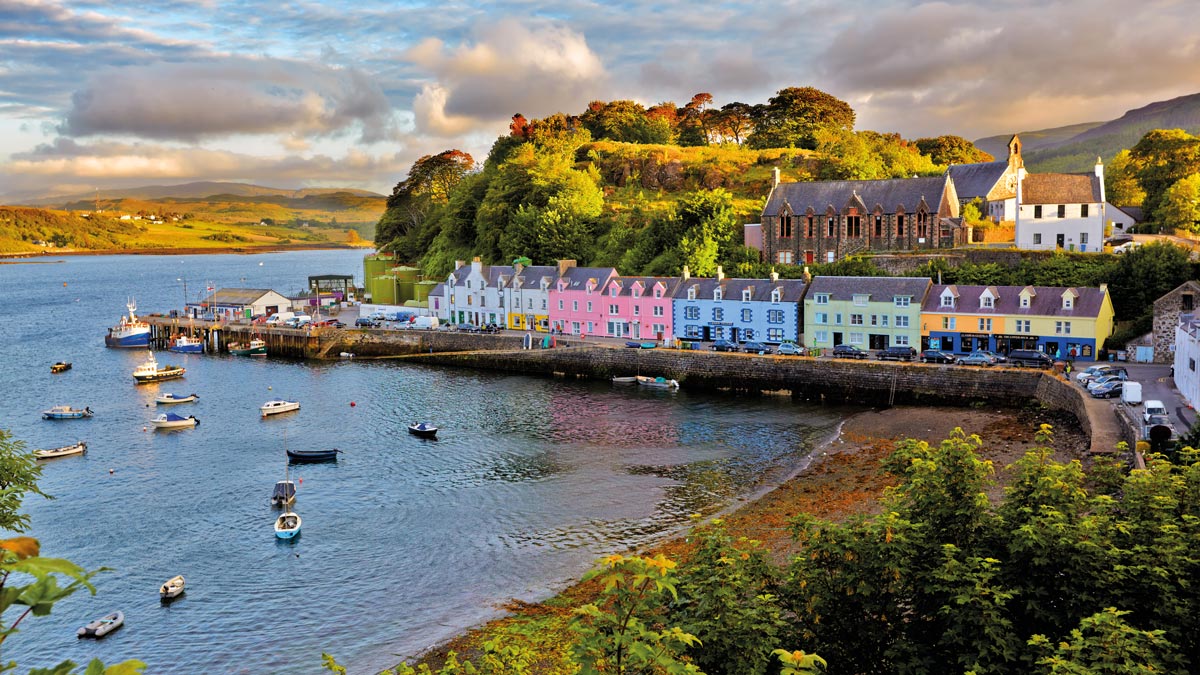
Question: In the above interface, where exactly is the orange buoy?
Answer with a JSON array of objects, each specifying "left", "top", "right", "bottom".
[{"left": 350, "top": 401, "right": 356, "bottom": 407}]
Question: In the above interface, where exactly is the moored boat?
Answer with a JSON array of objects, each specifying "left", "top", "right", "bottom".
[
  {"left": 274, "top": 511, "right": 301, "bottom": 539},
  {"left": 105, "top": 300, "right": 150, "bottom": 348},
  {"left": 229, "top": 338, "right": 267, "bottom": 356},
  {"left": 407, "top": 422, "right": 438, "bottom": 438},
  {"left": 260, "top": 399, "right": 300, "bottom": 417},
  {"left": 77, "top": 611, "right": 123, "bottom": 638},
  {"left": 155, "top": 392, "right": 198, "bottom": 405},
  {"left": 42, "top": 405, "right": 93, "bottom": 420},
  {"left": 50, "top": 362, "right": 72, "bottom": 373},
  {"left": 150, "top": 413, "right": 199, "bottom": 430},
  {"left": 34, "top": 441, "right": 87, "bottom": 460},
  {"left": 611, "top": 376, "right": 638, "bottom": 384},
  {"left": 168, "top": 335, "right": 205, "bottom": 354},
  {"left": 271, "top": 480, "right": 296, "bottom": 507},
  {"left": 286, "top": 448, "right": 339, "bottom": 463},
  {"left": 636, "top": 375, "right": 679, "bottom": 390},
  {"left": 132, "top": 352, "right": 185, "bottom": 384},
  {"left": 160, "top": 575, "right": 185, "bottom": 601}
]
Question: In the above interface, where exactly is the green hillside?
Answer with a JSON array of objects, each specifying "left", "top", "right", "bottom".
[
  {"left": 19, "top": 181, "right": 382, "bottom": 205},
  {"left": 974, "top": 122, "right": 1103, "bottom": 159}
]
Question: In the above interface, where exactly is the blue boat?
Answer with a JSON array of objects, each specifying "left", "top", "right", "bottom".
[
  {"left": 168, "top": 335, "right": 204, "bottom": 354},
  {"left": 104, "top": 300, "right": 151, "bottom": 348},
  {"left": 407, "top": 422, "right": 438, "bottom": 438},
  {"left": 42, "top": 405, "right": 93, "bottom": 420}
]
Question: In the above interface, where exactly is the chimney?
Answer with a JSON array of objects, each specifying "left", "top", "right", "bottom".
[
  {"left": 772, "top": 167, "right": 780, "bottom": 188},
  {"left": 770, "top": 269, "right": 779, "bottom": 283},
  {"left": 1095, "top": 156, "right": 1106, "bottom": 203},
  {"left": 802, "top": 266, "right": 812, "bottom": 283},
  {"left": 681, "top": 265, "right": 690, "bottom": 281},
  {"left": 716, "top": 265, "right": 724, "bottom": 282},
  {"left": 557, "top": 259, "right": 577, "bottom": 277},
  {"left": 1100, "top": 282, "right": 1108, "bottom": 294},
  {"left": 454, "top": 260, "right": 466, "bottom": 270},
  {"left": 471, "top": 257, "right": 483, "bottom": 274}
]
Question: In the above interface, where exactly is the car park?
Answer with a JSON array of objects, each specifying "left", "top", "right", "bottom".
[
  {"left": 1008, "top": 349, "right": 1054, "bottom": 368},
  {"left": 832, "top": 344, "right": 868, "bottom": 359},
  {"left": 919, "top": 349, "right": 956, "bottom": 364},
  {"left": 711, "top": 339, "right": 739, "bottom": 352},
  {"left": 1089, "top": 380, "right": 1123, "bottom": 398},
  {"left": 742, "top": 341, "right": 769, "bottom": 355},
  {"left": 776, "top": 342, "right": 806, "bottom": 356},
  {"left": 876, "top": 345, "right": 916, "bottom": 361},
  {"left": 957, "top": 351, "right": 995, "bottom": 366}
]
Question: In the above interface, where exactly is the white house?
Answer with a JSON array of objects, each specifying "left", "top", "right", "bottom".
[
  {"left": 1014, "top": 159, "right": 1106, "bottom": 252},
  {"left": 503, "top": 264, "right": 557, "bottom": 331},
  {"left": 188, "top": 288, "right": 291, "bottom": 320},
  {"left": 444, "top": 258, "right": 514, "bottom": 326},
  {"left": 1106, "top": 203, "right": 1139, "bottom": 232},
  {"left": 428, "top": 283, "right": 448, "bottom": 322},
  {"left": 1174, "top": 314, "right": 1200, "bottom": 410}
]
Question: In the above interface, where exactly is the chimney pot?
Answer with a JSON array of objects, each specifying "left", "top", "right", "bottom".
[{"left": 716, "top": 266, "right": 724, "bottom": 282}]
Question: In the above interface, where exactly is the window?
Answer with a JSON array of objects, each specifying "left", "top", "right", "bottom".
[
  {"left": 894, "top": 296, "right": 910, "bottom": 307},
  {"left": 777, "top": 251, "right": 794, "bottom": 264},
  {"left": 541, "top": 299, "right": 547, "bottom": 310},
  {"left": 587, "top": 321, "right": 594, "bottom": 333},
  {"left": 687, "top": 287, "right": 696, "bottom": 300},
  {"left": 895, "top": 335, "right": 910, "bottom": 346},
  {"left": 814, "top": 330, "right": 829, "bottom": 343},
  {"left": 852, "top": 294, "right": 868, "bottom": 306},
  {"left": 572, "top": 322, "right": 580, "bottom": 334},
  {"left": 653, "top": 323, "right": 665, "bottom": 335},
  {"left": 897, "top": 214, "right": 905, "bottom": 236},
  {"left": 870, "top": 314, "right": 879, "bottom": 326},
  {"left": 807, "top": 216, "right": 814, "bottom": 237},
  {"left": 917, "top": 212, "right": 929, "bottom": 238},
  {"left": 1191, "top": 358, "right": 1196, "bottom": 372},
  {"left": 1080, "top": 232, "right": 1089, "bottom": 244},
  {"left": 609, "top": 304, "right": 619, "bottom": 315},
  {"left": 1081, "top": 204, "right": 1089, "bottom": 217},
  {"left": 834, "top": 313, "right": 842, "bottom": 324},
  {"left": 1034, "top": 205, "right": 1043, "bottom": 218},
  {"left": 632, "top": 305, "right": 640, "bottom": 316},
  {"left": 714, "top": 289, "right": 723, "bottom": 301},
  {"left": 527, "top": 298, "right": 533, "bottom": 309},
  {"left": 895, "top": 315, "right": 909, "bottom": 328},
  {"left": 1055, "top": 321, "right": 1072, "bottom": 335},
  {"left": 685, "top": 325, "right": 701, "bottom": 338},
  {"left": 558, "top": 299, "right": 564, "bottom": 310},
  {"left": 1057, "top": 204, "right": 1066, "bottom": 218},
  {"left": 743, "top": 329, "right": 756, "bottom": 340},
  {"left": 767, "top": 328, "right": 783, "bottom": 342},
  {"left": 586, "top": 302, "right": 593, "bottom": 313},
  {"left": 874, "top": 215, "right": 883, "bottom": 237},
  {"left": 654, "top": 288, "right": 662, "bottom": 298},
  {"left": 1016, "top": 319, "right": 1030, "bottom": 333},
  {"left": 979, "top": 318, "right": 992, "bottom": 331},
  {"left": 827, "top": 217, "right": 836, "bottom": 237},
  {"left": 847, "top": 215, "right": 861, "bottom": 237},
  {"left": 849, "top": 332, "right": 864, "bottom": 344},
  {"left": 981, "top": 296, "right": 993, "bottom": 308},
  {"left": 767, "top": 310, "right": 784, "bottom": 324},
  {"left": 780, "top": 214, "right": 793, "bottom": 238},
  {"left": 815, "top": 293, "right": 830, "bottom": 305},
  {"left": 632, "top": 287, "right": 641, "bottom": 299},
  {"left": 942, "top": 317, "right": 957, "bottom": 330},
  {"left": 880, "top": 315, "right": 890, "bottom": 327},
  {"left": 940, "top": 294, "right": 955, "bottom": 308},
  {"left": 610, "top": 286, "right": 618, "bottom": 297},
  {"left": 741, "top": 308, "right": 752, "bottom": 322},
  {"left": 742, "top": 289, "right": 752, "bottom": 302},
  {"left": 1033, "top": 233, "right": 1042, "bottom": 245},
  {"left": 771, "top": 289, "right": 781, "bottom": 303},
  {"left": 685, "top": 306, "right": 700, "bottom": 320},
  {"left": 467, "top": 280, "right": 472, "bottom": 289},
  {"left": 713, "top": 327, "right": 725, "bottom": 339},
  {"left": 1063, "top": 296, "right": 1073, "bottom": 310},
  {"left": 1183, "top": 294, "right": 1195, "bottom": 311},
  {"left": 713, "top": 308, "right": 724, "bottom": 321},
  {"left": 850, "top": 314, "right": 864, "bottom": 326},
  {"left": 572, "top": 300, "right": 578, "bottom": 311},
  {"left": 653, "top": 305, "right": 664, "bottom": 317},
  {"left": 815, "top": 312, "right": 828, "bottom": 324},
  {"left": 1020, "top": 295, "right": 1030, "bottom": 308}
]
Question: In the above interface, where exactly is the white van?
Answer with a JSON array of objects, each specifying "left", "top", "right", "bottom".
[
  {"left": 1143, "top": 399, "right": 1167, "bottom": 423},
  {"left": 1121, "top": 381, "right": 1142, "bottom": 406},
  {"left": 266, "top": 311, "right": 295, "bottom": 326},
  {"left": 411, "top": 316, "right": 439, "bottom": 330}
]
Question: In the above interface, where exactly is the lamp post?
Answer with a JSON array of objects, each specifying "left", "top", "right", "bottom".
[{"left": 177, "top": 278, "right": 187, "bottom": 313}]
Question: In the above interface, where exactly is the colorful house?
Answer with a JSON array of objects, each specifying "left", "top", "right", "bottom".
[
  {"left": 547, "top": 263, "right": 619, "bottom": 335},
  {"left": 672, "top": 269, "right": 806, "bottom": 344},
  {"left": 503, "top": 264, "right": 557, "bottom": 332},
  {"left": 804, "top": 277, "right": 931, "bottom": 351},
  {"left": 920, "top": 284, "right": 1115, "bottom": 360},
  {"left": 444, "top": 258, "right": 514, "bottom": 326},
  {"left": 598, "top": 276, "right": 680, "bottom": 341}
]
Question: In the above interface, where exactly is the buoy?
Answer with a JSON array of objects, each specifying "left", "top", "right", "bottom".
[
  {"left": 109, "top": 468, "right": 114, "bottom": 474},
  {"left": 350, "top": 401, "right": 356, "bottom": 407},
  {"left": 142, "top": 426, "right": 147, "bottom": 432},
  {"left": 63, "top": 282, "right": 67, "bottom": 287},
  {"left": 268, "top": 386, "right": 272, "bottom": 390}
]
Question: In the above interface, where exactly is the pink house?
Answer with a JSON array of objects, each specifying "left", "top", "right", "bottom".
[
  {"left": 598, "top": 276, "right": 680, "bottom": 341},
  {"left": 548, "top": 263, "right": 618, "bottom": 336}
]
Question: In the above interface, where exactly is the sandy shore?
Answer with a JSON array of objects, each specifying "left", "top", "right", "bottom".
[{"left": 408, "top": 403, "right": 1088, "bottom": 669}]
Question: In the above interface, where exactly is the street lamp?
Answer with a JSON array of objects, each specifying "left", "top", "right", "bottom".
[{"left": 177, "top": 278, "right": 188, "bottom": 313}]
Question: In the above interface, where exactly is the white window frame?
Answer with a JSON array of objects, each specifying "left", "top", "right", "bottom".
[
  {"left": 895, "top": 315, "right": 909, "bottom": 328},
  {"left": 815, "top": 294, "right": 829, "bottom": 305},
  {"left": 852, "top": 294, "right": 868, "bottom": 306},
  {"left": 849, "top": 332, "right": 864, "bottom": 344}
]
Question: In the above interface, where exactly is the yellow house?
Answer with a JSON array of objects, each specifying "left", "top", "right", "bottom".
[{"left": 920, "top": 284, "right": 1115, "bottom": 361}]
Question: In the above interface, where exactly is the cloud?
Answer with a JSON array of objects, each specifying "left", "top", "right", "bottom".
[
  {"left": 406, "top": 19, "right": 608, "bottom": 137},
  {"left": 60, "top": 56, "right": 397, "bottom": 143}
]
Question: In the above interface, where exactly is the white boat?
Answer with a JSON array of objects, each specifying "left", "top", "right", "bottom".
[
  {"left": 156, "top": 392, "right": 199, "bottom": 405},
  {"left": 260, "top": 399, "right": 300, "bottom": 417},
  {"left": 42, "top": 405, "right": 93, "bottom": 420},
  {"left": 132, "top": 351, "right": 186, "bottom": 384},
  {"left": 168, "top": 335, "right": 205, "bottom": 354},
  {"left": 274, "top": 511, "right": 301, "bottom": 539},
  {"left": 611, "top": 376, "right": 638, "bottom": 384},
  {"left": 151, "top": 413, "right": 199, "bottom": 429},
  {"left": 160, "top": 575, "right": 185, "bottom": 601},
  {"left": 104, "top": 299, "right": 150, "bottom": 348},
  {"left": 636, "top": 375, "right": 680, "bottom": 390},
  {"left": 34, "top": 441, "right": 87, "bottom": 460},
  {"left": 77, "top": 611, "right": 123, "bottom": 638}
]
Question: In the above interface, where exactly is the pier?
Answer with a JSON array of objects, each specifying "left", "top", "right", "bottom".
[{"left": 142, "top": 315, "right": 329, "bottom": 358}]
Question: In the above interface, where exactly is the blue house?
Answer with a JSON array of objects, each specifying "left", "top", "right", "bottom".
[{"left": 671, "top": 268, "right": 807, "bottom": 344}]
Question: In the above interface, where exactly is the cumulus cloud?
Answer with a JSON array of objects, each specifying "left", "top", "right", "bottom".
[
  {"left": 59, "top": 57, "right": 397, "bottom": 143},
  {"left": 405, "top": 19, "right": 608, "bottom": 137}
]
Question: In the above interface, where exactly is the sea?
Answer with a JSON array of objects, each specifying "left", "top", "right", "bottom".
[{"left": 0, "top": 250, "right": 850, "bottom": 674}]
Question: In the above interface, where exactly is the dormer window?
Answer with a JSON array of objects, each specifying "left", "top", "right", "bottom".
[
  {"left": 654, "top": 287, "right": 662, "bottom": 299},
  {"left": 771, "top": 289, "right": 782, "bottom": 303},
  {"left": 815, "top": 293, "right": 829, "bottom": 305},
  {"left": 742, "top": 289, "right": 752, "bottom": 302},
  {"left": 981, "top": 296, "right": 994, "bottom": 308},
  {"left": 610, "top": 286, "right": 618, "bottom": 298},
  {"left": 1063, "top": 296, "right": 1074, "bottom": 310},
  {"left": 632, "top": 286, "right": 641, "bottom": 299},
  {"left": 687, "top": 286, "right": 697, "bottom": 301},
  {"left": 940, "top": 294, "right": 955, "bottom": 308},
  {"left": 1020, "top": 296, "right": 1030, "bottom": 308},
  {"left": 714, "top": 289, "right": 723, "bottom": 301},
  {"left": 852, "top": 294, "right": 868, "bottom": 306}
]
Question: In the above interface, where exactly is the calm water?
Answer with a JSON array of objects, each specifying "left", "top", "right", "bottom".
[{"left": 0, "top": 251, "right": 848, "bottom": 674}]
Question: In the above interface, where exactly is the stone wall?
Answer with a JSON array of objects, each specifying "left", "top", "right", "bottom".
[
  {"left": 1152, "top": 281, "right": 1200, "bottom": 364},
  {"left": 1035, "top": 373, "right": 1091, "bottom": 441}
]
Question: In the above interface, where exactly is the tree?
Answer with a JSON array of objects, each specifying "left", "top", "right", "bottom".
[
  {"left": 1104, "top": 240, "right": 1193, "bottom": 321},
  {"left": 580, "top": 100, "right": 672, "bottom": 145},
  {"left": 915, "top": 135, "right": 994, "bottom": 165},
  {"left": 376, "top": 150, "right": 475, "bottom": 248},
  {"left": 1128, "top": 128, "right": 1200, "bottom": 223},
  {"left": 0, "top": 430, "right": 49, "bottom": 533},
  {"left": 1029, "top": 608, "right": 1183, "bottom": 675},
  {"left": 1159, "top": 173, "right": 1200, "bottom": 233},
  {"left": 1104, "top": 149, "right": 1145, "bottom": 208},
  {"left": 747, "top": 87, "right": 855, "bottom": 150},
  {"left": 712, "top": 103, "right": 754, "bottom": 145},
  {"left": 677, "top": 93, "right": 713, "bottom": 147}
]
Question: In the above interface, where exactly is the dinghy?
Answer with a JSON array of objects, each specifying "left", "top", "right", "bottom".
[
  {"left": 151, "top": 413, "right": 199, "bottom": 430},
  {"left": 34, "top": 441, "right": 87, "bottom": 460},
  {"left": 286, "top": 448, "right": 339, "bottom": 463},
  {"left": 274, "top": 511, "right": 301, "bottom": 539},
  {"left": 160, "top": 575, "right": 185, "bottom": 601},
  {"left": 407, "top": 422, "right": 438, "bottom": 438},
  {"left": 77, "top": 611, "right": 123, "bottom": 638},
  {"left": 156, "top": 392, "right": 198, "bottom": 405}
]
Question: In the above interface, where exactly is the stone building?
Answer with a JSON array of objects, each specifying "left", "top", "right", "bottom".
[
  {"left": 760, "top": 173, "right": 962, "bottom": 267},
  {"left": 1152, "top": 280, "right": 1200, "bottom": 363}
]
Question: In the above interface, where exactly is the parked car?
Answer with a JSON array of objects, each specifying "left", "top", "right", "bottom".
[
  {"left": 919, "top": 349, "right": 956, "bottom": 364},
  {"left": 1087, "top": 373, "right": 1127, "bottom": 392},
  {"left": 354, "top": 317, "right": 377, "bottom": 328},
  {"left": 776, "top": 342, "right": 806, "bottom": 356},
  {"left": 1143, "top": 414, "right": 1176, "bottom": 441},
  {"left": 1075, "top": 364, "right": 1116, "bottom": 386},
  {"left": 1089, "top": 380, "right": 1123, "bottom": 398},
  {"left": 742, "top": 341, "right": 770, "bottom": 355},
  {"left": 957, "top": 351, "right": 996, "bottom": 366},
  {"left": 876, "top": 345, "right": 916, "bottom": 361},
  {"left": 1008, "top": 349, "right": 1053, "bottom": 368},
  {"left": 711, "top": 339, "right": 739, "bottom": 352},
  {"left": 1143, "top": 400, "right": 1167, "bottom": 424},
  {"left": 980, "top": 350, "right": 1007, "bottom": 363},
  {"left": 832, "top": 344, "right": 868, "bottom": 360},
  {"left": 456, "top": 322, "right": 480, "bottom": 333}
]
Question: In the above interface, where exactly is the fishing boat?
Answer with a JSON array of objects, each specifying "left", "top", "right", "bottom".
[
  {"left": 155, "top": 392, "right": 198, "bottom": 405},
  {"left": 34, "top": 441, "right": 87, "bottom": 460},
  {"left": 229, "top": 338, "right": 267, "bottom": 356},
  {"left": 159, "top": 575, "right": 185, "bottom": 601},
  {"left": 50, "top": 362, "right": 72, "bottom": 373},
  {"left": 407, "top": 421, "right": 438, "bottom": 438},
  {"left": 42, "top": 405, "right": 93, "bottom": 420},
  {"left": 271, "top": 479, "right": 296, "bottom": 507},
  {"left": 132, "top": 352, "right": 185, "bottom": 384},
  {"left": 274, "top": 510, "right": 301, "bottom": 539},
  {"left": 260, "top": 399, "right": 300, "bottom": 417},
  {"left": 286, "top": 448, "right": 339, "bottom": 463},
  {"left": 636, "top": 375, "right": 679, "bottom": 390},
  {"left": 150, "top": 413, "right": 199, "bottom": 430},
  {"left": 104, "top": 300, "right": 150, "bottom": 348},
  {"left": 168, "top": 335, "right": 205, "bottom": 354},
  {"left": 77, "top": 611, "right": 123, "bottom": 638},
  {"left": 611, "top": 376, "right": 638, "bottom": 384}
]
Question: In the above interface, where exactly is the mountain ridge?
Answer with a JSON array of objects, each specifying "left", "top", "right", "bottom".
[{"left": 5, "top": 181, "right": 384, "bottom": 206}]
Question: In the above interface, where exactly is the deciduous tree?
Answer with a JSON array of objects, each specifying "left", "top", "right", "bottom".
[
  {"left": 747, "top": 87, "right": 854, "bottom": 150},
  {"left": 915, "top": 135, "right": 994, "bottom": 165}
]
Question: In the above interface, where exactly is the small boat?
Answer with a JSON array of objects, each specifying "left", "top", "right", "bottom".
[
  {"left": 51, "top": 362, "right": 72, "bottom": 373},
  {"left": 168, "top": 335, "right": 204, "bottom": 354},
  {"left": 156, "top": 392, "right": 198, "bottom": 405},
  {"left": 260, "top": 399, "right": 300, "bottom": 417},
  {"left": 132, "top": 352, "right": 185, "bottom": 384},
  {"left": 77, "top": 611, "right": 123, "bottom": 638},
  {"left": 229, "top": 338, "right": 267, "bottom": 356},
  {"left": 151, "top": 413, "right": 199, "bottom": 430},
  {"left": 274, "top": 510, "right": 301, "bottom": 539},
  {"left": 160, "top": 575, "right": 185, "bottom": 601},
  {"left": 105, "top": 299, "right": 150, "bottom": 348},
  {"left": 286, "top": 448, "right": 339, "bottom": 463},
  {"left": 271, "top": 480, "right": 296, "bottom": 507},
  {"left": 625, "top": 341, "right": 642, "bottom": 348},
  {"left": 42, "top": 405, "right": 93, "bottom": 420},
  {"left": 611, "top": 376, "right": 638, "bottom": 384},
  {"left": 407, "top": 422, "right": 438, "bottom": 438},
  {"left": 640, "top": 342, "right": 658, "bottom": 349},
  {"left": 636, "top": 375, "right": 679, "bottom": 390},
  {"left": 34, "top": 441, "right": 87, "bottom": 460},
  {"left": 339, "top": 352, "right": 356, "bottom": 359}
]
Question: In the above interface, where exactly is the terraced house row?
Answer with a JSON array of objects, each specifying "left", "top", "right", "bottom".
[{"left": 431, "top": 259, "right": 1115, "bottom": 361}]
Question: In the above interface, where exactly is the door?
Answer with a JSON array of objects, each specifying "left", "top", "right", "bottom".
[
  {"left": 730, "top": 327, "right": 739, "bottom": 342},
  {"left": 833, "top": 332, "right": 843, "bottom": 346},
  {"left": 869, "top": 334, "right": 888, "bottom": 350},
  {"left": 633, "top": 323, "right": 640, "bottom": 339},
  {"left": 1045, "top": 341, "right": 1060, "bottom": 359},
  {"left": 1056, "top": 233, "right": 1065, "bottom": 248},
  {"left": 805, "top": 250, "right": 815, "bottom": 264},
  {"left": 702, "top": 326, "right": 712, "bottom": 341}
]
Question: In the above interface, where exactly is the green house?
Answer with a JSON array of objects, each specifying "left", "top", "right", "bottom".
[{"left": 804, "top": 276, "right": 932, "bottom": 351}]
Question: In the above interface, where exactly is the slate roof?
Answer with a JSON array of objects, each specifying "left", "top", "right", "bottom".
[
  {"left": 921, "top": 284, "right": 1108, "bottom": 318},
  {"left": 429, "top": 283, "right": 445, "bottom": 297},
  {"left": 674, "top": 277, "right": 808, "bottom": 303},
  {"left": 947, "top": 161, "right": 1010, "bottom": 200},
  {"left": 806, "top": 276, "right": 931, "bottom": 303},
  {"left": 447, "top": 263, "right": 514, "bottom": 288},
  {"left": 558, "top": 266, "right": 617, "bottom": 291},
  {"left": 1021, "top": 173, "right": 1103, "bottom": 204},
  {"left": 1116, "top": 205, "right": 1144, "bottom": 222},
  {"left": 763, "top": 176, "right": 948, "bottom": 217},
  {"left": 510, "top": 265, "right": 558, "bottom": 290},
  {"left": 198, "top": 288, "right": 280, "bottom": 306},
  {"left": 604, "top": 276, "right": 684, "bottom": 299}
]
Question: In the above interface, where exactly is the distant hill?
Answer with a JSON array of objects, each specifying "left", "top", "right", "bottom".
[
  {"left": 974, "top": 92, "right": 1200, "bottom": 173},
  {"left": 11, "top": 181, "right": 383, "bottom": 206}
]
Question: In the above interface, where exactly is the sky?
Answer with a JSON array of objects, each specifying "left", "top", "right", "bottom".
[{"left": 2, "top": 0, "right": 1200, "bottom": 198}]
